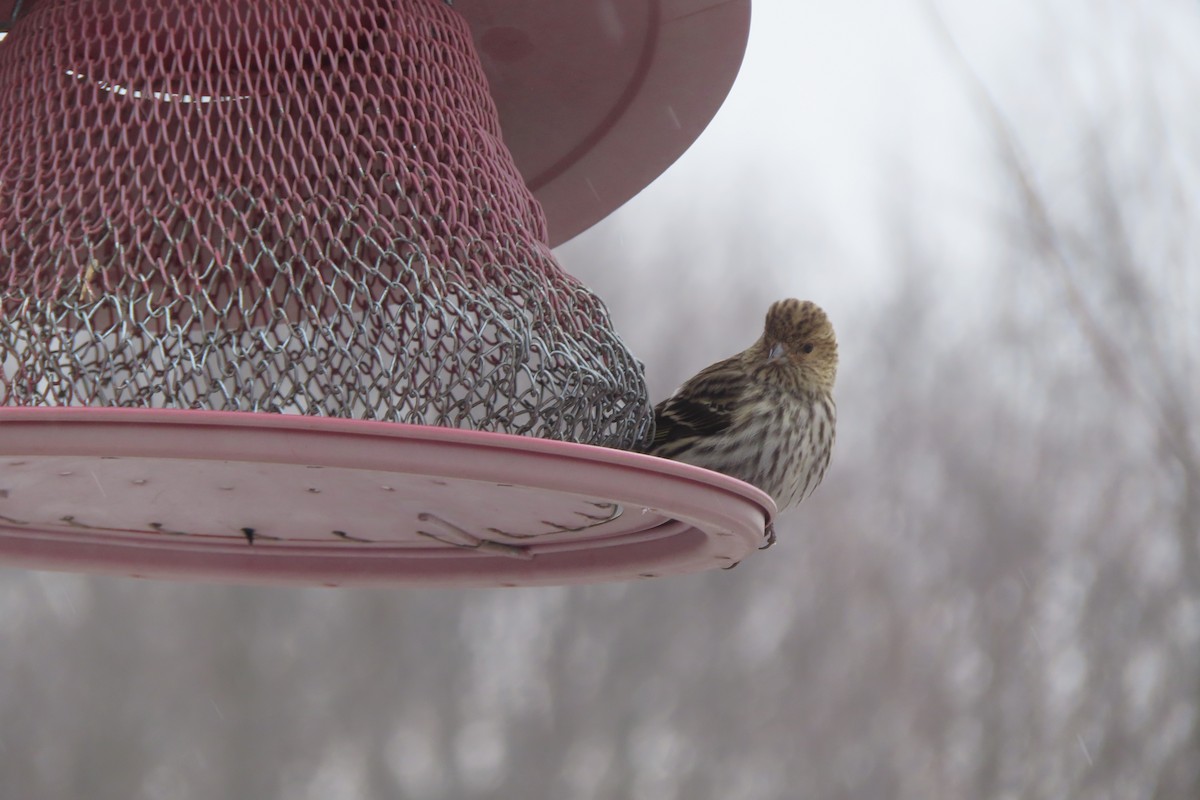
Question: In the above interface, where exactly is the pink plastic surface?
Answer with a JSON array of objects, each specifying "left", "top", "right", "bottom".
[
  {"left": 0, "top": 409, "right": 773, "bottom": 586},
  {"left": 0, "top": 0, "right": 750, "bottom": 245},
  {"left": 461, "top": 0, "right": 751, "bottom": 243}
]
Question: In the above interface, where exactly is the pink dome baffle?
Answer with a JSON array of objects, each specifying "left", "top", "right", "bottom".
[{"left": 0, "top": 0, "right": 768, "bottom": 586}]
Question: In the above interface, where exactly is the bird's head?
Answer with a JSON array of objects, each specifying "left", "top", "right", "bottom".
[{"left": 754, "top": 298, "right": 838, "bottom": 394}]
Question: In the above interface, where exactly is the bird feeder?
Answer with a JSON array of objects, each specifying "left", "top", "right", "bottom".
[{"left": 0, "top": 0, "right": 770, "bottom": 586}]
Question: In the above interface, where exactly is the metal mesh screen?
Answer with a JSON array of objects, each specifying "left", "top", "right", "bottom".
[{"left": 0, "top": 0, "right": 653, "bottom": 450}]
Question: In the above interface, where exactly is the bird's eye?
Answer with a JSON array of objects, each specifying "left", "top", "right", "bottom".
[{"left": 801, "top": 343, "right": 814, "bottom": 354}]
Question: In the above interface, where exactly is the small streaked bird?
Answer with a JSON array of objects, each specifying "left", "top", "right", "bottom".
[{"left": 647, "top": 298, "right": 837, "bottom": 548}]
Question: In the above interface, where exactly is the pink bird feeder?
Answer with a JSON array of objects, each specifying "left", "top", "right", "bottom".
[{"left": 0, "top": 0, "right": 768, "bottom": 586}]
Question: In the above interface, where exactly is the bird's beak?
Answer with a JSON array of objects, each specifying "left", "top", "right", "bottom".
[{"left": 768, "top": 342, "right": 785, "bottom": 361}]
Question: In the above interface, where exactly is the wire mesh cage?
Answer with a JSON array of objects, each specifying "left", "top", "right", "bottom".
[{"left": 0, "top": 0, "right": 654, "bottom": 450}]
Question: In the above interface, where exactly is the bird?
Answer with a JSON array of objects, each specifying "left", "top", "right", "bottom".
[{"left": 647, "top": 298, "right": 838, "bottom": 549}]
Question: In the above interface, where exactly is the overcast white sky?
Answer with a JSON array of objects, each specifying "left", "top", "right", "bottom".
[
  {"left": 564, "top": 1, "right": 998, "bottom": 288},
  {"left": 562, "top": 0, "right": 1200, "bottom": 318}
]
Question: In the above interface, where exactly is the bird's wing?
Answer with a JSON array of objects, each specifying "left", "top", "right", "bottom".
[{"left": 651, "top": 359, "right": 744, "bottom": 450}]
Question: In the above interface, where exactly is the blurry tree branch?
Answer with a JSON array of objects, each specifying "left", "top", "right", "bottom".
[
  {"left": 926, "top": 4, "right": 1200, "bottom": 797},
  {"left": 923, "top": 0, "right": 1200, "bottom": 552},
  {"left": 921, "top": 3, "right": 1139, "bottom": 408}
]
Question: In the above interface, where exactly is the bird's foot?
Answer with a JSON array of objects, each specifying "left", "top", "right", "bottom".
[
  {"left": 759, "top": 521, "right": 776, "bottom": 550},
  {"left": 240, "top": 527, "right": 281, "bottom": 545}
]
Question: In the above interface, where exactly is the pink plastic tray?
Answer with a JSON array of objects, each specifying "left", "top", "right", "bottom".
[{"left": 0, "top": 408, "right": 773, "bottom": 586}]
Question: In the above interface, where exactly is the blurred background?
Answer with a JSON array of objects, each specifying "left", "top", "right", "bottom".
[{"left": 3, "top": 0, "right": 1199, "bottom": 797}]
